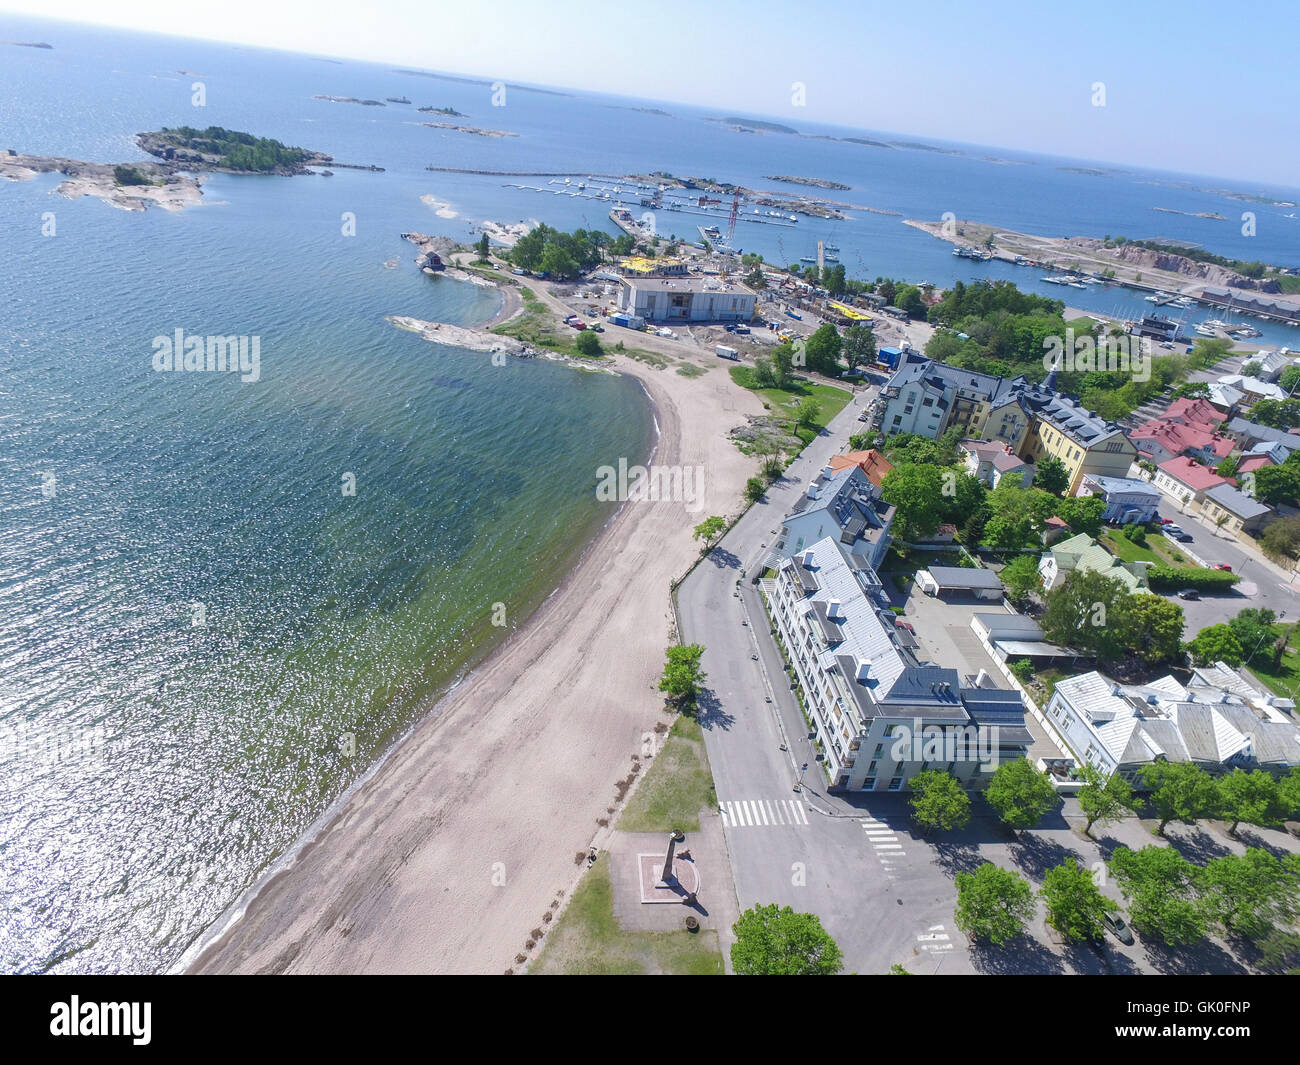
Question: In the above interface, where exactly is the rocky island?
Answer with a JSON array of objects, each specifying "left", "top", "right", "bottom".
[
  {"left": 417, "top": 106, "right": 467, "bottom": 116},
  {"left": 2, "top": 126, "right": 381, "bottom": 212},
  {"left": 313, "top": 94, "right": 385, "bottom": 106},
  {"left": 764, "top": 175, "right": 852, "bottom": 190}
]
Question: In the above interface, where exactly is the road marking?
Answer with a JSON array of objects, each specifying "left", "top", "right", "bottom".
[
  {"left": 719, "top": 799, "right": 809, "bottom": 828},
  {"left": 918, "top": 925, "right": 955, "bottom": 952}
]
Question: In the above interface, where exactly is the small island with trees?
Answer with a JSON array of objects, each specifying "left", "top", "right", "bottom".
[{"left": 2, "top": 125, "right": 380, "bottom": 212}]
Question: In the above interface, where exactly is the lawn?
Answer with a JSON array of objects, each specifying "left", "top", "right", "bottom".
[
  {"left": 618, "top": 715, "right": 716, "bottom": 834},
  {"left": 1244, "top": 623, "right": 1300, "bottom": 701},
  {"left": 529, "top": 856, "right": 724, "bottom": 975},
  {"left": 491, "top": 285, "right": 607, "bottom": 359},
  {"left": 728, "top": 366, "right": 852, "bottom": 446},
  {"left": 1100, "top": 528, "right": 1191, "bottom": 568}
]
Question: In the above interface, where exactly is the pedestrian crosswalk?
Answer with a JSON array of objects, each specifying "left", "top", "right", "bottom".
[
  {"left": 917, "top": 924, "right": 954, "bottom": 953},
  {"left": 719, "top": 798, "right": 809, "bottom": 828},
  {"left": 858, "top": 816, "right": 906, "bottom": 874}
]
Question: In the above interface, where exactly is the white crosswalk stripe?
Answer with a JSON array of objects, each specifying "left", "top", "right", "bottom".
[
  {"left": 720, "top": 799, "right": 809, "bottom": 828},
  {"left": 858, "top": 817, "right": 906, "bottom": 866},
  {"left": 918, "top": 924, "right": 954, "bottom": 952}
]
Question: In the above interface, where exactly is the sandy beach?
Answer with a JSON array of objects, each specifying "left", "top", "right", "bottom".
[{"left": 187, "top": 285, "right": 763, "bottom": 974}]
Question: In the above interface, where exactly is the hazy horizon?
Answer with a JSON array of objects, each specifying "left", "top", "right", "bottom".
[{"left": 2, "top": 1, "right": 1297, "bottom": 190}]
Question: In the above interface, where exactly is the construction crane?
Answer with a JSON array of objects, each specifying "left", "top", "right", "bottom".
[{"left": 720, "top": 190, "right": 741, "bottom": 278}]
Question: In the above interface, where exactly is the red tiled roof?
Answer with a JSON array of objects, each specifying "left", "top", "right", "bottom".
[
  {"left": 1237, "top": 455, "right": 1276, "bottom": 474},
  {"left": 1157, "top": 456, "right": 1229, "bottom": 492},
  {"left": 829, "top": 449, "right": 895, "bottom": 489},
  {"left": 1132, "top": 419, "right": 1233, "bottom": 459}
]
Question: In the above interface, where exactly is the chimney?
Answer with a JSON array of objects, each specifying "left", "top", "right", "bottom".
[
  {"left": 855, "top": 659, "right": 872, "bottom": 682},
  {"left": 975, "top": 668, "right": 990, "bottom": 687},
  {"left": 801, "top": 549, "right": 815, "bottom": 567},
  {"left": 828, "top": 598, "right": 842, "bottom": 619},
  {"left": 822, "top": 464, "right": 834, "bottom": 480}
]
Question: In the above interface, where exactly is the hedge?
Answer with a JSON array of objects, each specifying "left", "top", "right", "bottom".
[{"left": 1146, "top": 565, "right": 1240, "bottom": 591}]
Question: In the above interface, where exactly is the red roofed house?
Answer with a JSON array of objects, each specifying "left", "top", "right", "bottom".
[
  {"left": 828, "top": 449, "right": 895, "bottom": 490},
  {"left": 1131, "top": 397, "right": 1232, "bottom": 465},
  {"left": 1237, "top": 454, "right": 1277, "bottom": 475},
  {"left": 1152, "top": 457, "right": 1232, "bottom": 508}
]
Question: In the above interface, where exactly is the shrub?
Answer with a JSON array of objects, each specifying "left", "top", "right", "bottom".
[
  {"left": 1008, "top": 658, "right": 1034, "bottom": 683},
  {"left": 744, "top": 476, "right": 766, "bottom": 503},
  {"left": 1122, "top": 523, "right": 1147, "bottom": 545},
  {"left": 1146, "top": 565, "right": 1239, "bottom": 592}
]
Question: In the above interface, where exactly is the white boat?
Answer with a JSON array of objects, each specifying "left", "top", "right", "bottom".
[{"left": 1194, "top": 322, "right": 1220, "bottom": 337}]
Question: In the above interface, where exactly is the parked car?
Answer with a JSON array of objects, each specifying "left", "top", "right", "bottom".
[
  {"left": 1213, "top": 562, "right": 1232, "bottom": 571},
  {"left": 568, "top": 320, "right": 586, "bottom": 330},
  {"left": 895, "top": 620, "right": 916, "bottom": 635},
  {"left": 1163, "top": 525, "right": 1190, "bottom": 541},
  {"left": 1102, "top": 911, "right": 1135, "bottom": 945},
  {"left": 1177, "top": 588, "right": 1200, "bottom": 600}
]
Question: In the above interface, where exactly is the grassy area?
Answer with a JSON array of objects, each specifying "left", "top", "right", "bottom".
[
  {"left": 489, "top": 285, "right": 606, "bottom": 359},
  {"left": 1026, "top": 666, "right": 1071, "bottom": 707},
  {"left": 676, "top": 363, "right": 707, "bottom": 378},
  {"left": 1244, "top": 623, "right": 1300, "bottom": 700},
  {"left": 530, "top": 856, "right": 723, "bottom": 975},
  {"left": 728, "top": 366, "right": 852, "bottom": 446},
  {"left": 618, "top": 716, "right": 716, "bottom": 833},
  {"left": 1100, "top": 529, "right": 1193, "bottom": 568},
  {"left": 621, "top": 348, "right": 671, "bottom": 369}
]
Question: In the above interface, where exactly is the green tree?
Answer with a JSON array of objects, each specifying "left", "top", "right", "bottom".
[
  {"left": 1261, "top": 515, "right": 1300, "bottom": 561},
  {"left": 1281, "top": 365, "right": 1300, "bottom": 394},
  {"left": 1040, "top": 860, "right": 1116, "bottom": 943},
  {"left": 730, "top": 904, "right": 844, "bottom": 975},
  {"left": 1114, "top": 593, "right": 1185, "bottom": 665},
  {"left": 954, "top": 863, "right": 1036, "bottom": 946},
  {"left": 881, "top": 465, "right": 947, "bottom": 541},
  {"left": 1077, "top": 765, "right": 1135, "bottom": 837},
  {"left": 1000, "top": 554, "right": 1043, "bottom": 606},
  {"left": 908, "top": 770, "right": 971, "bottom": 835},
  {"left": 692, "top": 515, "right": 726, "bottom": 551},
  {"left": 985, "top": 758, "right": 1059, "bottom": 832},
  {"left": 752, "top": 356, "right": 777, "bottom": 389},
  {"left": 1108, "top": 845, "right": 1206, "bottom": 946},
  {"left": 1041, "top": 569, "right": 1130, "bottom": 662},
  {"left": 744, "top": 476, "right": 766, "bottom": 503},
  {"left": 1279, "top": 765, "right": 1300, "bottom": 821},
  {"left": 1186, "top": 623, "right": 1245, "bottom": 667},
  {"left": 1054, "top": 495, "right": 1105, "bottom": 538},
  {"left": 475, "top": 232, "right": 490, "bottom": 261},
  {"left": 573, "top": 329, "right": 602, "bottom": 357},
  {"left": 745, "top": 267, "right": 766, "bottom": 289},
  {"left": 842, "top": 324, "right": 876, "bottom": 371},
  {"left": 803, "top": 324, "right": 843, "bottom": 376},
  {"left": 1035, "top": 456, "right": 1070, "bottom": 496},
  {"left": 894, "top": 284, "right": 927, "bottom": 319},
  {"left": 1254, "top": 461, "right": 1300, "bottom": 506},
  {"left": 1215, "top": 455, "right": 1239, "bottom": 478},
  {"left": 1140, "top": 761, "right": 1218, "bottom": 836},
  {"left": 1199, "top": 848, "right": 1300, "bottom": 940},
  {"left": 795, "top": 398, "right": 822, "bottom": 431},
  {"left": 658, "top": 643, "right": 706, "bottom": 705},
  {"left": 772, "top": 344, "right": 795, "bottom": 388},
  {"left": 1216, "top": 769, "right": 1282, "bottom": 837}
]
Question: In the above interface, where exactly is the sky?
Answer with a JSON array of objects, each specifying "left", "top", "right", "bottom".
[{"left": 3, "top": 0, "right": 1296, "bottom": 187}]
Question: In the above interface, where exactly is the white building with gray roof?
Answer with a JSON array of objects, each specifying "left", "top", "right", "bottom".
[
  {"left": 1046, "top": 664, "right": 1300, "bottom": 785},
  {"left": 766, "top": 536, "right": 1032, "bottom": 791}
]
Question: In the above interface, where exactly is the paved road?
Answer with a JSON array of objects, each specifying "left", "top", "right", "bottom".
[
  {"left": 1148, "top": 488, "right": 1300, "bottom": 637},
  {"left": 675, "top": 382, "right": 985, "bottom": 972}
]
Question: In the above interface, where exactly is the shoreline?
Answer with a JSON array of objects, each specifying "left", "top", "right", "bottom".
[{"left": 185, "top": 283, "right": 763, "bottom": 974}]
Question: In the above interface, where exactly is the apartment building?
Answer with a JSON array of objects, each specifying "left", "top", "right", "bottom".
[
  {"left": 768, "top": 464, "right": 895, "bottom": 573},
  {"left": 766, "top": 537, "right": 1032, "bottom": 792},
  {"left": 875, "top": 355, "right": 1135, "bottom": 494}
]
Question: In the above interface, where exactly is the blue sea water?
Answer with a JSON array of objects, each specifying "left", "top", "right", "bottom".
[{"left": 1, "top": 15, "right": 1298, "bottom": 974}]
